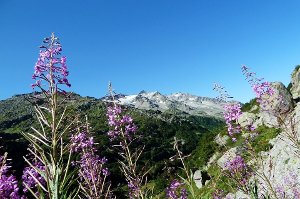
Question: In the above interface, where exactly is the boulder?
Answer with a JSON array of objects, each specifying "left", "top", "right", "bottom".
[
  {"left": 193, "top": 170, "right": 202, "bottom": 189},
  {"left": 217, "top": 147, "right": 243, "bottom": 169},
  {"left": 215, "top": 133, "right": 229, "bottom": 146},
  {"left": 290, "top": 66, "right": 300, "bottom": 99},
  {"left": 238, "top": 112, "right": 257, "bottom": 128},
  {"left": 292, "top": 104, "right": 300, "bottom": 139},
  {"left": 257, "top": 82, "right": 293, "bottom": 127},
  {"left": 263, "top": 82, "right": 293, "bottom": 114},
  {"left": 193, "top": 170, "right": 211, "bottom": 189}
]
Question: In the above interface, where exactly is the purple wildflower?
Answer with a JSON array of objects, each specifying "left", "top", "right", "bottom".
[
  {"left": 32, "top": 33, "right": 71, "bottom": 92},
  {"left": 224, "top": 103, "right": 242, "bottom": 138},
  {"left": 0, "top": 155, "right": 22, "bottom": 199},
  {"left": 275, "top": 185, "right": 285, "bottom": 198},
  {"left": 212, "top": 189, "right": 224, "bottom": 199},
  {"left": 22, "top": 161, "right": 46, "bottom": 195},
  {"left": 128, "top": 179, "right": 142, "bottom": 199},
  {"left": 242, "top": 66, "right": 274, "bottom": 109},
  {"left": 70, "top": 131, "right": 94, "bottom": 152},
  {"left": 224, "top": 156, "right": 252, "bottom": 190},
  {"left": 71, "top": 131, "right": 111, "bottom": 197},
  {"left": 166, "top": 179, "right": 188, "bottom": 199},
  {"left": 107, "top": 105, "right": 137, "bottom": 141},
  {"left": 276, "top": 171, "right": 300, "bottom": 199}
]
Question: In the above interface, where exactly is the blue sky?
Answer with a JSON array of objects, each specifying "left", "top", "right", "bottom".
[{"left": 0, "top": 1, "right": 299, "bottom": 102}]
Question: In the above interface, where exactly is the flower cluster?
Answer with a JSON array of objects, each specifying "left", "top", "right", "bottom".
[
  {"left": 32, "top": 33, "right": 71, "bottom": 91},
  {"left": 22, "top": 161, "right": 46, "bottom": 195},
  {"left": 128, "top": 179, "right": 142, "bottom": 199},
  {"left": 242, "top": 66, "right": 274, "bottom": 108},
  {"left": 275, "top": 172, "right": 300, "bottom": 199},
  {"left": 107, "top": 105, "right": 137, "bottom": 141},
  {"left": 0, "top": 155, "right": 22, "bottom": 199},
  {"left": 212, "top": 189, "right": 225, "bottom": 199},
  {"left": 224, "top": 156, "right": 252, "bottom": 187},
  {"left": 70, "top": 132, "right": 94, "bottom": 152},
  {"left": 224, "top": 103, "right": 242, "bottom": 141},
  {"left": 166, "top": 179, "right": 188, "bottom": 199},
  {"left": 71, "top": 131, "right": 111, "bottom": 197},
  {"left": 0, "top": 173, "right": 20, "bottom": 198}
]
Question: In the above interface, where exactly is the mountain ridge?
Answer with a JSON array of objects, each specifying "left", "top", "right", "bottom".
[{"left": 102, "top": 90, "right": 227, "bottom": 119}]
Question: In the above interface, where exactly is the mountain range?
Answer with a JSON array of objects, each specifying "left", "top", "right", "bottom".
[{"left": 101, "top": 91, "right": 226, "bottom": 119}]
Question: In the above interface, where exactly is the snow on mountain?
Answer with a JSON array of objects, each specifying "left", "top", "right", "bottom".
[{"left": 103, "top": 91, "right": 226, "bottom": 119}]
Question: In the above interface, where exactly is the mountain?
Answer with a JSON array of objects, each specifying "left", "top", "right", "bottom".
[
  {"left": 0, "top": 91, "right": 225, "bottom": 197},
  {"left": 102, "top": 91, "right": 226, "bottom": 119}
]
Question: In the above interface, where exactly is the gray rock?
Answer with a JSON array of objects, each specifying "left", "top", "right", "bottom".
[
  {"left": 292, "top": 103, "right": 300, "bottom": 139},
  {"left": 268, "top": 82, "right": 293, "bottom": 114},
  {"left": 225, "top": 191, "right": 250, "bottom": 199},
  {"left": 256, "top": 133, "right": 300, "bottom": 198},
  {"left": 238, "top": 112, "right": 257, "bottom": 128},
  {"left": 215, "top": 133, "right": 230, "bottom": 146},
  {"left": 217, "top": 147, "right": 242, "bottom": 169},
  {"left": 257, "top": 82, "right": 293, "bottom": 127},
  {"left": 193, "top": 170, "right": 202, "bottom": 189},
  {"left": 205, "top": 152, "right": 220, "bottom": 169},
  {"left": 290, "top": 66, "right": 300, "bottom": 99}
]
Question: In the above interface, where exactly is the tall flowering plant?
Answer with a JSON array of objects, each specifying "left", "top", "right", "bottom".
[
  {"left": 22, "top": 33, "right": 78, "bottom": 198},
  {"left": 106, "top": 84, "right": 150, "bottom": 199},
  {"left": 70, "top": 125, "right": 113, "bottom": 198},
  {"left": 213, "top": 82, "right": 275, "bottom": 198},
  {"left": 213, "top": 83, "right": 243, "bottom": 142},
  {"left": 241, "top": 66, "right": 275, "bottom": 111}
]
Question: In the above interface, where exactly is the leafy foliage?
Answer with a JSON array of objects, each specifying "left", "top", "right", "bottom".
[{"left": 241, "top": 98, "right": 259, "bottom": 113}]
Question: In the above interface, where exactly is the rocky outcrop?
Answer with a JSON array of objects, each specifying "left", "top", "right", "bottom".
[
  {"left": 193, "top": 170, "right": 203, "bottom": 189},
  {"left": 256, "top": 132, "right": 300, "bottom": 198},
  {"left": 217, "top": 147, "right": 243, "bottom": 169},
  {"left": 255, "top": 82, "right": 293, "bottom": 127},
  {"left": 238, "top": 112, "right": 258, "bottom": 128},
  {"left": 214, "top": 134, "right": 229, "bottom": 146},
  {"left": 290, "top": 66, "right": 300, "bottom": 99},
  {"left": 267, "top": 82, "right": 293, "bottom": 114},
  {"left": 193, "top": 170, "right": 211, "bottom": 189},
  {"left": 211, "top": 77, "right": 299, "bottom": 198}
]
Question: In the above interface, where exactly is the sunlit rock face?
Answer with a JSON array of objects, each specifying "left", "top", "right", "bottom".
[{"left": 290, "top": 66, "right": 300, "bottom": 100}]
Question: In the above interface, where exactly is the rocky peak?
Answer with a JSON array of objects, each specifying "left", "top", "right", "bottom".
[
  {"left": 105, "top": 91, "right": 226, "bottom": 118},
  {"left": 290, "top": 65, "right": 300, "bottom": 100}
]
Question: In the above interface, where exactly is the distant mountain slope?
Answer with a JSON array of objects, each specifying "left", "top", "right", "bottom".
[{"left": 102, "top": 91, "right": 226, "bottom": 119}]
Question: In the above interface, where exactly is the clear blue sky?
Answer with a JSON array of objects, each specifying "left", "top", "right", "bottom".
[{"left": 1, "top": 0, "right": 299, "bottom": 102}]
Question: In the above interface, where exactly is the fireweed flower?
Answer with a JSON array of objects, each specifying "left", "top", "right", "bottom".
[
  {"left": 224, "top": 155, "right": 252, "bottom": 191},
  {"left": 212, "top": 189, "right": 224, "bottom": 199},
  {"left": 0, "top": 155, "right": 22, "bottom": 199},
  {"left": 70, "top": 131, "right": 111, "bottom": 198},
  {"left": 107, "top": 105, "right": 147, "bottom": 198},
  {"left": 32, "top": 33, "right": 71, "bottom": 92},
  {"left": 224, "top": 103, "right": 242, "bottom": 140},
  {"left": 213, "top": 84, "right": 242, "bottom": 140},
  {"left": 107, "top": 105, "right": 137, "bottom": 141},
  {"left": 70, "top": 132, "right": 94, "bottom": 152},
  {"left": 166, "top": 179, "right": 188, "bottom": 199},
  {"left": 22, "top": 161, "right": 46, "bottom": 195},
  {"left": 274, "top": 171, "right": 300, "bottom": 199},
  {"left": 242, "top": 66, "right": 274, "bottom": 109}
]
